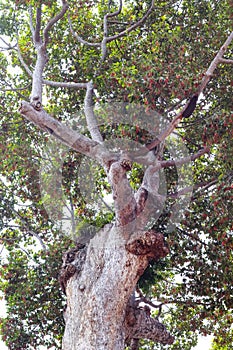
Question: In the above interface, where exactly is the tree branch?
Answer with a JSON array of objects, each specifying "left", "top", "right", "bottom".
[
  {"left": 43, "top": 0, "right": 68, "bottom": 46},
  {"left": 169, "top": 178, "right": 218, "bottom": 199},
  {"left": 136, "top": 286, "right": 164, "bottom": 310},
  {"left": 101, "top": 0, "right": 123, "bottom": 60},
  {"left": 125, "top": 297, "right": 174, "bottom": 346},
  {"left": 106, "top": 0, "right": 155, "bottom": 43},
  {"left": 42, "top": 79, "right": 88, "bottom": 89},
  {"left": 84, "top": 81, "right": 104, "bottom": 143},
  {"left": 16, "top": 40, "right": 33, "bottom": 77},
  {"left": 219, "top": 58, "right": 233, "bottom": 64},
  {"left": 160, "top": 147, "right": 210, "bottom": 169},
  {"left": 108, "top": 156, "right": 136, "bottom": 227},
  {"left": 147, "top": 31, "right": 233, "bottom": 150},
  {"left": 19, "top": 101, "right": 113, "bottom": 166},
  {"left": 29, "top": 1, "right": 68, "bottom": 104},
  {"left": 34, "top": 6, "right": 42, "bottom": 43},
  {"left": 134, "top": 160, "right": 166, "bottom": 230},
  {"left": 29, "top": 5, "right": 35, "bottom": 39},
  {"left": 69, "top": 0, "right": 154, "bottom": 61},
  {"left": 198, "top": 31, "right": 233, "bottom": 95}
]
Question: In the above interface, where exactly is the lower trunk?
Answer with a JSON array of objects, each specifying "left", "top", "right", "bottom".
[{"left": 61, "top": 224, "right": 174, "bottom": 350}]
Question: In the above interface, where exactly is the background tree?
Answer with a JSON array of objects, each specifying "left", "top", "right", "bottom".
[{"left": 0, "top": 1, "right": 232, "bottom": 349}]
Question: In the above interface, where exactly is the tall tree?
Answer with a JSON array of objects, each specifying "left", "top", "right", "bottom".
[{"left": 0, "top": 1, "right": 232, "bottom": 349}]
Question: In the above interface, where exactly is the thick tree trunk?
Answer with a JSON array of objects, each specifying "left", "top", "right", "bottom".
[{"left": 61, "top": 224, "right": 174, "bottom": 350}]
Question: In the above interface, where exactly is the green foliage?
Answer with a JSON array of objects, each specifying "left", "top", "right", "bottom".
[
  {"left": 0, "top": 0, "right": 232, "bottom": 349},
  {"left": 0, "top": 237, "right": 71, "bottom": 349}
]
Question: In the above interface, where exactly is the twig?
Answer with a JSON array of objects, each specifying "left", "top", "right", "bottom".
[
  {"left": 136, "top": 286, "right": 164, "bottom": 310},
  {"left": 106, "top": 0, "right": 154, "bottom": 42}
]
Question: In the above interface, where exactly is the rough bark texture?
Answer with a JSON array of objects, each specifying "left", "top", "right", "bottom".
[{"left": 61, "top": 224, "right": 173, "bottom": 350}]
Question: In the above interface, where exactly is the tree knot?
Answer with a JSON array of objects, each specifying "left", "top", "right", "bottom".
[
  {"left": 30, "top": 96, "right": 42, "bottom": 111},
  {"left": 125, "top": 230, "right": 169, "bottom": 260}
]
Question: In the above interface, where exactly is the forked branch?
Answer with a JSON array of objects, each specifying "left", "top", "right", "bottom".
[
  {"left": 69, "top": 0, "right": 154, "bottom": 61},
  {"left": 43, "top": 0, "right": 68, "bottom": 45}
]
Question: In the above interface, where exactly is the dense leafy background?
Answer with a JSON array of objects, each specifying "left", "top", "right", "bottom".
[{"left": 0, "top": 1, "right": 232, "bottom": 349}]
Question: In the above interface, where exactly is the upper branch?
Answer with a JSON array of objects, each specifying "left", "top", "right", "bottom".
[
  {"left": 147, "top": 31, "right": 233, "bottom": 150},
  {"left": 198, "top": 31, "right": 233, "bottom": 95},
  {"left": 29, "top": 5, "right": 35, "bottom": 39},
  {"left": 106, "top": 0, "right": 155, "bottom": 43},
  {"left": 160, "top": 147, "right": 210, "bottom": 168},
  {"left": 17, "top": 40, "right": 33, "bottom": 77},
  {"left": 68, "top": 15, "right": 100, "bottom": 47},
  {"left": 84, "top": 81, "right": 104, "bottom": 143},
  {"left": 43, "top": 0, "right": 69, "bottom": 46},
  {"left": 69, "top": 0, "right": 154, "bottom": 61},
  {"left": 104, "top": 0, "right": 123, "bottom": 36},
  {"left": 34, "top": 6, "right": 42, "bottom": 43},
  {"left": 29, "top": 1, "right": 68, "bottom": 103}
]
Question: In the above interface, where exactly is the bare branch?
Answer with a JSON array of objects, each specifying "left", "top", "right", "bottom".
[
  {"left": 136, "top": 286, "right": 164, "bottom": 310},
  {"left": 135, "top": 161, "right": 166, "bottom": 230},
  {"left": 43, "top": 0, "right": 68, "bottom": 45},
  {"left": 105, "top": 0, "right": 123, "bottom": 21},
  {"left": 68, "top": 14, "right": 100, "bottom": 47},
  {"left": 198, "top": 31, "right": 233, "bottom": 95},
  {"left": 16, "top": 41, "right": 33, "bottom": 77},
  {"left": 34, "top": 6, "right": 42, "bottom": 43},
  {"left": 160, "top": 147, "right": 210, "bottom": 168},
  {"left": 0, "top": 83, "right": 30, "bottom": 92},
  {"left": 42, "top": 79, "right": 88, "bottom": 89},
  {"left": 19, "top": 101, "right": 113, "bottom": 165},
  {"left": 169, "top": 178, "right": 218, "bottom": 199},
  {"left": 103, "top": 0, "right": 123, "bottom": 38},
  {"left": 219, "top": 58, "right": 233, "bottom": 64},
  {"left": 69, "top": 0, "right": 154, "bottom": 61},
  {"left": 29, "top": 5, "right": 35, "bottom": 39},
  {"left": 0, "top": 36, "right": 16, "bottom": 50},
  {"left": 84, "top": 81, "right": 103, "bottom": 143}
]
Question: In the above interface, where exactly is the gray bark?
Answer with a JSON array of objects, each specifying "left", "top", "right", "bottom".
[{"left": 61, "top": 225, "right": 173, "bottom": 350}]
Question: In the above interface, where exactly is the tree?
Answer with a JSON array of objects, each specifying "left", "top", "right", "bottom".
[{"left": 0, "top": 1, "right": 232, "bottom": 349}]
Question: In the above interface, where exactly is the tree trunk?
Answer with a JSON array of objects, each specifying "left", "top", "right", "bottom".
[{"left": 61, "top": 224, "right": 174, "bottom": 350}]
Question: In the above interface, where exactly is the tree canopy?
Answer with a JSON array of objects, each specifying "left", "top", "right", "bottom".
[{"left": 0, "top": 1, "right": 232, "bottom": 349}]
